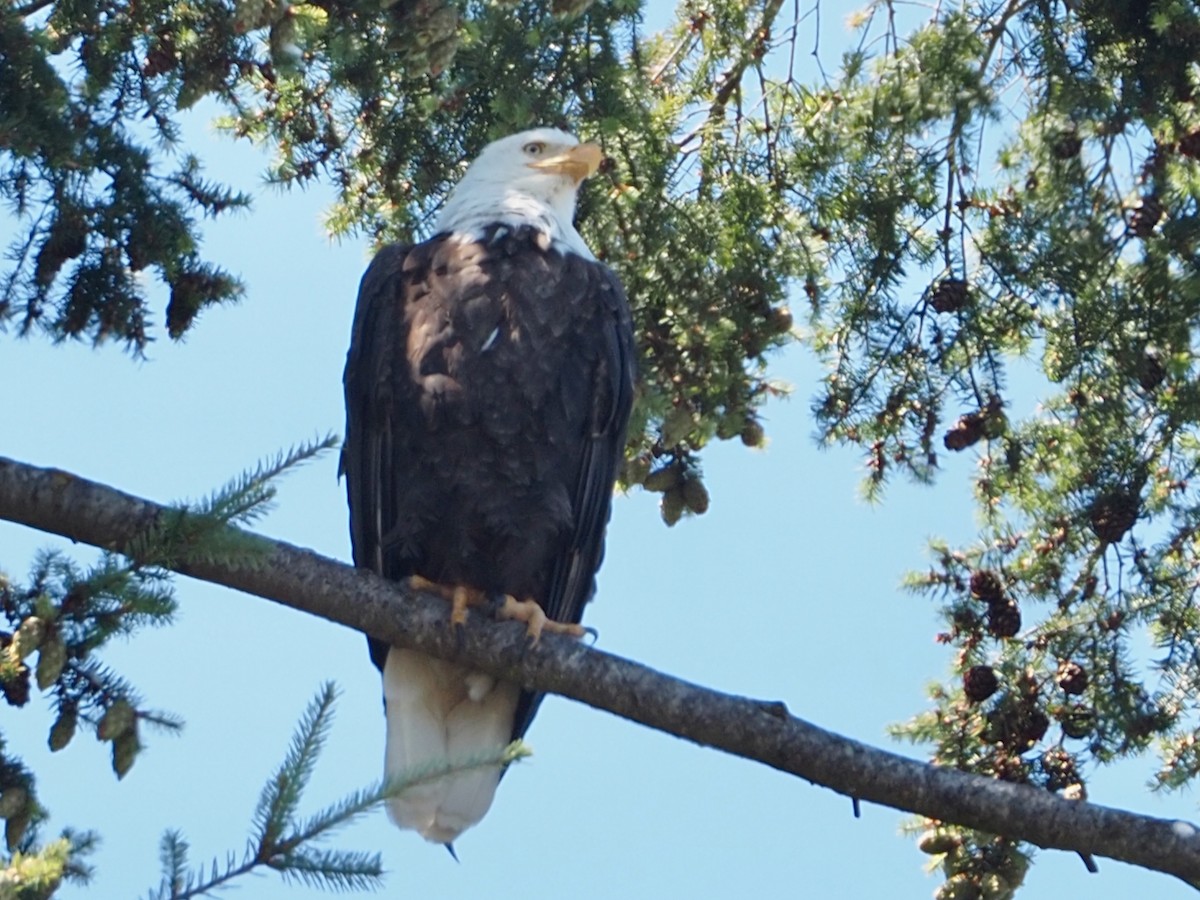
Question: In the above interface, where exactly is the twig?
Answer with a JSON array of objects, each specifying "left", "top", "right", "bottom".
[
  {"left": 678, "top": 0, "right": 787, "bottom": 155},
  {"left": 711, "top": 0, "right": 785, "bottom": 121}
]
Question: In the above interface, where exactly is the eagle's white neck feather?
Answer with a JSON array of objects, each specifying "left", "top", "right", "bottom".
[
  {"left": 435, "top": 190, "right": 594, "bottom": 260},
  {"left": 433, "top": 131, "right": 596, "bottom": 260}
]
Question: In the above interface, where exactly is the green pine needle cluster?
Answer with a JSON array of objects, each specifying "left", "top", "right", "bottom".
[
  {"left": 125, "top": 433, "right": 339, "bottom": 572},
  {"left": 0, "top": 550, "right": 178, "bottom": 819},
  {"left": 801, "top": 0, "right": 1200, "bottom": 890},
  {"left": 0, "top": 832, "right": 96, "bottom": 900},
  {"left": 198, "top": 433, "right": 340, "bottom": 529},
  {"left": 143, "top": 683, "right": 528, "bottom": 899},
  {"left": 4, "top": 0, "right": 808, "bottom": 523},
  {"left": 0, "top": 438, "right": 337, "bottom": 896}
]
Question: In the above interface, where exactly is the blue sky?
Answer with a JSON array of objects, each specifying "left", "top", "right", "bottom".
[{"left": 3, "top": 8, "right": 1199, "bottom": 900}]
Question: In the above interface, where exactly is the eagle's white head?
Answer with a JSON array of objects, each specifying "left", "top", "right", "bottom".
[{"left": 434, "top": 127, "right": 603, "bottom": 259}]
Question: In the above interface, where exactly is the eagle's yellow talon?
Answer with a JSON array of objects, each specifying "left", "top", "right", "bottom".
[
  {"left": 450, "top": 585, "right": 475, "bottom": 628},
  {"left": 407, "top": 573, "right": 446, "bottom": 598},
  {"left": 407, "top": 577, "right": 586, "bottom": 642},
  {"left": 408, "top": 576, "right": 488, "bottom": 629},
  {"left": 498, "top": 595, "right": 587, "bottom": 645}
]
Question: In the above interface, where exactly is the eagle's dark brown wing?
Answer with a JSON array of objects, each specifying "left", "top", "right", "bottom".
[
  {"left": 341, "top": 240, "right": 408, "bottom": 672},
  {"left": 341, "top": 224, "right": 636, "bottom": 740},
  {"left": 511, "top": 245, "right": 636, "bottom": 740}
]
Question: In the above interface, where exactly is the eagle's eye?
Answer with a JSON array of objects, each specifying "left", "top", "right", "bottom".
[{"left": 523, "top": 141, "right": 546, "bottom": 156}]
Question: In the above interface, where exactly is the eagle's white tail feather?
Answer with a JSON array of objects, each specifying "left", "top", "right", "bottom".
[
  {"left": 382, "top": 647, "right": 518, "bottom": 844},
  {"left": 436, "top": 674, "right": 519, "bottom": 839},
  {"left": 382, "top": 648, "right": 450, "bottom": 837}
]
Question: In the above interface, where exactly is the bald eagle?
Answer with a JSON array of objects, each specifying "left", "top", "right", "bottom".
[{"left": 342, "top": 128, "right": 636, "bottom": 847}]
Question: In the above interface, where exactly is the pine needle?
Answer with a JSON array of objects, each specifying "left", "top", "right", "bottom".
[
  {"left": 252, "top": 682, "right": 339, "bottom": 849},
  {"left": 142, "top": 685, "right": 531, "bottom": 899},
  {"left": 193, "top": 433, "right": 340, "bottom": 528},
  {"left": 124, "top": 434, "right": 339, "bottom": 572}
]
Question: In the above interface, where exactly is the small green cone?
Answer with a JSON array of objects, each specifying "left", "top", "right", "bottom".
[
  {"left": 740, "top": 420, "right": 765, "bottom": 447},
  {"left": 112, "top": 730, "right": 140, "bottom": 779},
  {"left": 36, "top": 637, "right": 67, "bottom": 691},
  {"left": 660, "top": 487, "right": 685, "bottom": 526},
  {"left": 97, "top": 698, "right": 136, "bottom": 742},
  {"left": 11, "top": 617, "right": 46, "bottom": 660},
  {"left": 681, "top": 477, "right": 710, "bottom": 515},
  {"left": 5, "top": 811, "right": 29, "bottom": 851},
  {"left": 917, "top": 827, "right": 960, "bottom": 855},
  {"left": 0, "top": 786, "right": 29, "bottom": 820},
  {"left": 32, "top": 593, "right": 58, "bottom": 622},
  {"left": 48, "top": 707, "right": 77, "bottom": 752},
  {"left": 643, "top": 465, "right": 681, "bottom": 493}
]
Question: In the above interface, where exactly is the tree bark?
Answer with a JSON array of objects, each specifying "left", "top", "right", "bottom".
[{"left": 1, "top": 453, "right": 1199, "bottom": 888}]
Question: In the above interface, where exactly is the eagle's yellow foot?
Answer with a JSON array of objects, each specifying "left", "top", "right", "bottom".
[
  {"left": 450, "top": 585, "right": 491, "bottom": 627},
  {"left": 407, "top": 575, "right": 488, "bottom": 628},
  {"left": 498, "top": 595, "right": 587, "bottom": 645}
]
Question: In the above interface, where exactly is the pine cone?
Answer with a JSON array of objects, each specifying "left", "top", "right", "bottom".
[
  {"left": 936, "top": 874, "right": 980, "bottom": 900},
  {"left": 1, "top": 666, "right": 29, "bottom": 707},
  {"left": 929, "top": 278, "right": 969, "bottom": 313},
  {"left": 35, "top": 636, "right": 66, "bottom": 690},
  {"left": 680, "top": 477, "right": 710, "bottom": 515},
  {"left": 1129, "top": 195, "right": 1163, "bottom": 237},
  {"left": 112, "top": 731, "right": 140, "bottom": 779},
  {"left": 6, "top": 810, "right": 29, "bottom": 851},
  {"left": 1060, "top": 707, "right": 1094, "bottom": 739},
  {"left": 1019, "top": 708, "right": 1050, "bottom": 747},
  {"left": 964, "top": 665, "right": 1000, "bottom": 702},
  {"left": 659, "top": 486, "right": 685, "bottom": 526},
  {"left": 48, "top": 707, "right": 77, "bottom": 752},
  {"left": 1180, "top": 129, "right": 1200, "bottom": 159},
  {"left": 768, "top": 306, "right": 794, "bottom": 334},
  {"left": 1052, "top": 130, "right": 1082, "bottom": 159},
  {"left": 1089, "top": 489, "right": 1139, "bottom": 543},
  {"left": 0, "top": 787, "right": 29, "bottom": 821},
  {"left": 740, "top": 419, "right": 765, "bottom": 447},
  {"left": 970, "top": 569, "right": 1004, "bottom": 604},
  {"left": 1055, "top": 661, "right": 1088, "bottom": 695},
  {"left": 643, "top": 465, "right": 681, "bottom": 493},
  {"left": 991, "top": 752, "right": 1029, "bottom": 783},
  {"left": 11, "top": 616, "right": 46, "bottom": 659},
  {"left": 97, "top": 698, "right": 136, "bottom": 741},
  {"left": 986, "top": 599, "right": 1021, "bottom": 638},
  {"left": 1041, "top": 747, "right": 1079, "bottom": 791},
  {"left": 1137, "top": 351, "right": 1166, "bottom": 391},
  {"left": 944, "top": 412, "right": 986, "bottom": 451},
  {"left": 918, "top": 827, "right": 962, "bottom": 855}
]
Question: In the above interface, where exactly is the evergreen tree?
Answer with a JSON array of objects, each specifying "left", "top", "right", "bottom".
[{"left": 5, "top": 0, "right": 1200, "bottom": 895}]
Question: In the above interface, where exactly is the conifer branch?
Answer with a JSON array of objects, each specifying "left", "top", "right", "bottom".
[
  {"left": 195, "top": 435, "right": 339, "bottom": 528},
  {"left": 2, "top": 454, "right": 1200, "bottom": 889},
  {"left": 709, "top": 0, "right": 784, "bottom": 121},
  {"left": 143, "top": 684, "right": 527, "bottom": 900}
]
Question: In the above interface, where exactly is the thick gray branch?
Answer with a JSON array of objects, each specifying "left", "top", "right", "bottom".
[{"left": 2, "top": 454, "right": 1199, "bottom": 888}]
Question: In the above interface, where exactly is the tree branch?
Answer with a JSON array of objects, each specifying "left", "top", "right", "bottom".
[
  {"left": 710, "top": 0, "right": 784, "bottom": 121},
  {"left": 2, "top": 454, "right": 1200, "bottom": 888}
]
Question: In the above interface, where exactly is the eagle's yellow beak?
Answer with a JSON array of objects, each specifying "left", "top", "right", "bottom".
[{"left": 528, "top": 142, "right": 603, "bottom": 183}]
